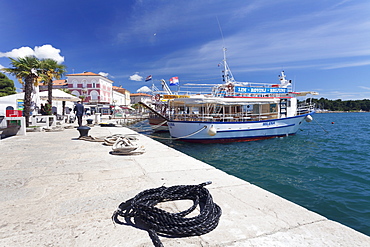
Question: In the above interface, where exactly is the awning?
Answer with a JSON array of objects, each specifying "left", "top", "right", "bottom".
[
  {"left": 294, "top": 91, "right": 319, "bottom": 97},
  {"left": 39, "top": 89, "right": 80, "bottom": 102}
]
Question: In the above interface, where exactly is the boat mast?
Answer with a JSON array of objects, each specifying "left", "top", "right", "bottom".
[
  {"left": 222, "top": 48, "right": 235, "bottom": 84},
  {"left": 161, "top": 79, "right": 173, "bottom": 95}
]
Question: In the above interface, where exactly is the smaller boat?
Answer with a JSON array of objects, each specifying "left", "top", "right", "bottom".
[{"left": 143, "top": 79, "right": 190, "bottom": 132}]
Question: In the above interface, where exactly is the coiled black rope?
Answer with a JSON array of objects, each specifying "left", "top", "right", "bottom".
[{"left": 112, "top": 182, "right": 222, "bottom": 247}]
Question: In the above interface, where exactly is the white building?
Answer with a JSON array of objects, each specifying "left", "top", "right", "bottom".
[
  {"left": 130, "top": 93, "right": 152, "bottom": 105},
  {"left": 0, "top": 89, "right": 77, "bottom": 117},
  {"left": 67, "top": 72, "right": 114, "bottom": 104},
  {"left": 0, "top": 93, "right": 24, "bottom": 117},
  {"left": 112, "top": 86, "right": 130, "bottom": 106}
]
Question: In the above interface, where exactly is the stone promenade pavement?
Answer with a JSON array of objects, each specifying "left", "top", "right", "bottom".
[{"left": 1, "top": 126, "right": 369, "bottom": 246}]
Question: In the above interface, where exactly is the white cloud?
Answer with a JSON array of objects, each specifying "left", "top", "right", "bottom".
[
  {"left": 0, "top": 64, "right": 4, "bottom": 69},
  {"left": 0, "top": 44, "right": 64, "bottom": 63},
  {"left": 137, "top": 86, "right": 152, "bottom": 93},
  {"left": 322, "top": 60, "right": 370, "bottom": 70},
  {"left": 129, "top": 73, "right": 143, "bottom": 81},
  {"left": 149, "top": 1, "right": 370, "bottom": 77},
  {"left": 317, "top": 88, "right": 370, "bottom": 100},
  {"left": 0, "top": 46, "right": 34, "bottom": 58},
  {"left": 99, "top": 72, "right": 109, "bottom": 77}
]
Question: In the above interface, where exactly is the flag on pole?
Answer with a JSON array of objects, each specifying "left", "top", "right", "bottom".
[
  {"left": 169, "top": 76, "right": 179, "bottom": 86},
  {"left": 145, "top": 75, "right": 152, "bottom": 82}
]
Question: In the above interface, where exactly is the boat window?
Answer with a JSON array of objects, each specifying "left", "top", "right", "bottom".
[
  {"left": 225, "top": 106, "right": 231, "bottom": 114},
  {"left": 261, "top": 104, "right": 270, "bottom": 114},
  {"left": 253, "top": 104, "right": 260, "bottom": 114},
  {"left": 243, "top": 105, "right": 253, "bottom": 112},
  {"left": 270, "top": 104, "right": 277, "bottom": 112},
  {"left": 191, "top": 107, "right": 199, "bottom": 114},
  {"left": 214, "top": 105, "right": 222, "bottom": 114}
]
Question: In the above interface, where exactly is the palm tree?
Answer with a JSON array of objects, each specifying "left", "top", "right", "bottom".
[
  {"left": 60, "top": 89, "right": 73, "bottom": 115},
  {"left": 1, "top": 56, "right": 42, "bottom": 127},
  {"left": 40, "top": 59, "right": 67, "bottom": 110}
]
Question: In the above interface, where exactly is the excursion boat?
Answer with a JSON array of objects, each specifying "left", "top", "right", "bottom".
[
  {"left": 165, "top": 48, "right": 318, "bottom": 143},
  {"left": 147, "top": 102, "right": 169, "bottom": 132}
]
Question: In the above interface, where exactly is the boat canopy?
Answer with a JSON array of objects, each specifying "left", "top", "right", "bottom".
[{"left": 294, "top": 91, "right": 319, "bottom": 97}]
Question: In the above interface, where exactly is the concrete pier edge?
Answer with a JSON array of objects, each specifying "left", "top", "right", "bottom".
[{"left": 0, "top": 126, "right": 369, "bottom": 246}]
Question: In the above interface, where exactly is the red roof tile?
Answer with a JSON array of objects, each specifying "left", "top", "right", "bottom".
[
  {"left": 66, "top": 72, "right": 100, "bottom": 76},
  {"left": 112, "top": 86, "right": 127, "bottom": 90},
  {"left": 130, "top": 93, "right": 151, "bottom": 97},
  {"left": 39, "top": 79, "right": 67, "bottom": 86}
]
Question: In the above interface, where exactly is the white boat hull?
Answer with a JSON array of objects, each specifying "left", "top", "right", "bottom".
[{"left": 168, "top": 113, "right": 313, "bottom": 143}]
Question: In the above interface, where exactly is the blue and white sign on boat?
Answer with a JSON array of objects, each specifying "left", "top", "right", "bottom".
[{"left": 235, "top": 86, "right": 288, "bottom": 94}]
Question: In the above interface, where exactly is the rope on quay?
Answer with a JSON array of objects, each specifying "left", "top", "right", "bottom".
[{"left": 112, "top": 182, "right": 222, "bottom": 247}]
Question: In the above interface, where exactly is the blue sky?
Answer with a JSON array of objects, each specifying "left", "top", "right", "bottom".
[{"left": 1, "top": 0, "right": 369, "bottom": 100}]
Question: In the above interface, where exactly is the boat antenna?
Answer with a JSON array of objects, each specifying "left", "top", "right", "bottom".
[
  {"left": 216, "top": 17, "right": 235, "bottom": 84},
  {"left": 216, "top": 16, "right": 225, "bottom": 48}
]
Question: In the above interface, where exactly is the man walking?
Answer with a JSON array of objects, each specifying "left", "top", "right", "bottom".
[{"left": 74, "top": 101, "right": 84, "bottom": 127}]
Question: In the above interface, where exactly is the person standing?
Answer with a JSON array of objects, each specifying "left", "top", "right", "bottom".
[
  {"left": 40, "top": 104, "right": 46, "bottom": 115},
  {"left": 74, "top": 101, "right": 84, "bottom": 127}
]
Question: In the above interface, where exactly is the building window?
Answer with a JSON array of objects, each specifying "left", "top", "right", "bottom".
[
  {"left": 82, "top": 79, "right": 87, "bottom": 88},
  {"left": 72, "top": 80, "right": 78, "bottom": 88},
  {"left": 72, "top": 90, "right": 80, "bottom": 97},
  {"left": 91, "top": 80, "right": 97, "bottom": 88},
  {"left": 90, "top": 90, "right": 99, "bottom": 101}
]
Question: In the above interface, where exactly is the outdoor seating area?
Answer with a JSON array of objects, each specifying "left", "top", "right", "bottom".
[
  {"left": 0, "top": 116, "right": 26, "bottom": 139},
  {"left": 30, "top": 115, "right": 57, "bottom": 128}
]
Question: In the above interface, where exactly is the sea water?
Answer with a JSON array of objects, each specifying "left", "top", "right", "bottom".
[{"left": 132, "top": 113, "right": 370, "bottom": 236}]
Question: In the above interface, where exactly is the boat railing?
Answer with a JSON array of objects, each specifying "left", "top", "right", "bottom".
[
  {"left": 171, "top": 111, "right": 279, "bottom": 122},
  {"left": 297, "top": 103, "right": 315, "bottom": 115}
]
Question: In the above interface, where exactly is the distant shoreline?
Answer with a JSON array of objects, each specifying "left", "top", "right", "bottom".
[{"left": 315, "top": 111, "right": 369, "bottom": 113}]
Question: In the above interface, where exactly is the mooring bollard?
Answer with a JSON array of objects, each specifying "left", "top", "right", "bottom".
[
  {"left": 86, "top": 119, "right": 93, "bottom": 125},
  {"left": 77, "top": 126, "right": 91, "bottom": 137}
]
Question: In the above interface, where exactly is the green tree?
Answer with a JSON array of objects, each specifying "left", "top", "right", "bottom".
[
  {"left": 60, "top": 88, "right": 72, "bottom": 94},
  {"left": 0, "top": 72, "right": 17, "bottom": 96},
  {"left": 311, "top": 97, "right": 370, "bottom": 112},
  {"left": 1, "top": 56, "right": 43, "bottom": 127},
  {"left": 40, "top": 59, "right": 67, "bottom": 108}
]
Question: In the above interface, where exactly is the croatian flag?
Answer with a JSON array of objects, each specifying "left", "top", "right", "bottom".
[
  {"left": 145, "top": 75, "right": 152, "bottom": 82},
  {"left": 169, "top": 76, "right": 179, "bottom": 86}
]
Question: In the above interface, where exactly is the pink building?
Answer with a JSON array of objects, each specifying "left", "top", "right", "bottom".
[{"left": 66, "top": 72, "right": 113, "bottom": 104}]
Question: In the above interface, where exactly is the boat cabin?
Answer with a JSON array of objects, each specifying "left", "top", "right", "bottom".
[{"left": 167, "top": 96, "right": 301, "bottom": 122}]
